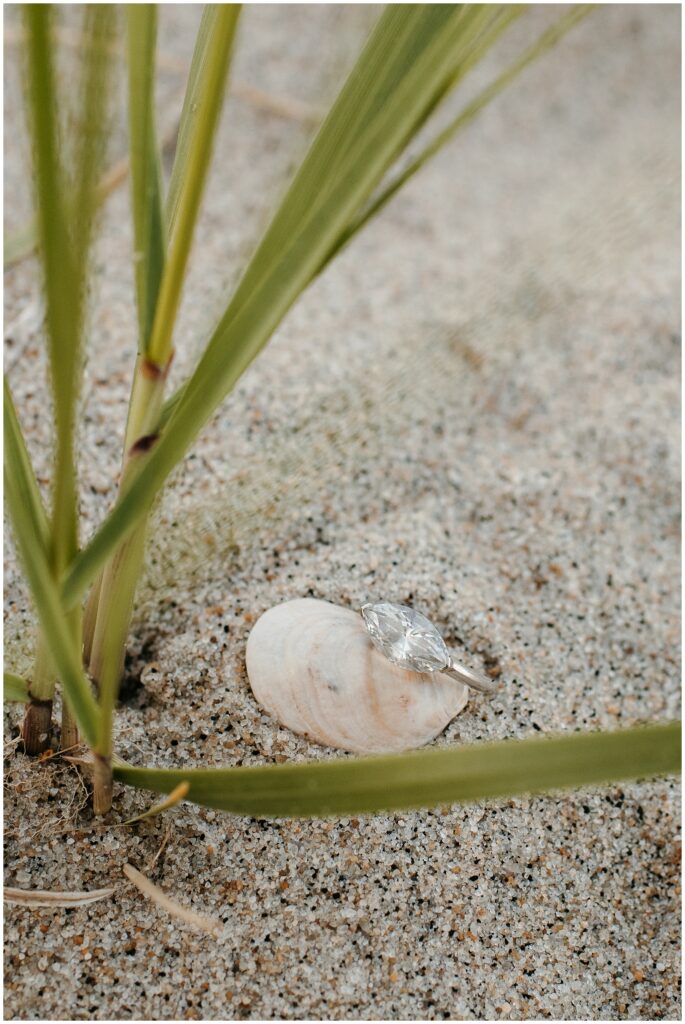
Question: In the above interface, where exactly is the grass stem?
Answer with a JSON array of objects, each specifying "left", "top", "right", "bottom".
[
  {"left": 59, "top": 606, "right": 82, "bottom": 749},
  {"left": 21, "top": 638, "right": 55, "bottom": 754},
  {"left": 146, "top": 5, "right": 239, "bottom": 367},
  {"left": 92, "top": 753, "right": 113, "bottom": 816},
  {"left": 82, "top": 572, "right": 102, "bottom": 668},
  {"left": 61, "top": 704, "right": 80, "bottom": 751},
  {"left": 21, "top": 701, "right": 53, "bottom": 755},
  {"left": 87, "top": 369, "right": 166, "bottom": 809}
]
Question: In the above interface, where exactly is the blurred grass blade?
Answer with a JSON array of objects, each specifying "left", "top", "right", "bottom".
[
  {"left": 3, "top": 377, "right": 49, "bottom": 551},
  {"left": 114, "top": 723, "right": 680, "bottom": 818},
  {"left": 23, "top": 3, "right": 79, "bottom": 572},
  {"left": 21, "top": 5, "right": 115, "bottom": 751},
  {"left": 347, "top": 4, "right": 594, "bottom": 245},
  {"left": 127, "top": 4, "right": 165, "bottom": 350},
  {"left": 4, "top": 395, "right": 100, "bottom": 744},
  {"left": 24, "top": 5, "right": 115, "bottom": 577},
  {"left": 63, "top": 4, "right": 535, "bottom": 604},
  {"left": 4, "top": 673, "right": 31, "bottom": 703},
  {"left": 4, "top": 151, "right": 130, "bottom": 271},
  {"left": 146, "top": 4, "right": 240, "bottom": 368},
  {"left": 70, "top": 6, "right": 117, "bottom": 264}
]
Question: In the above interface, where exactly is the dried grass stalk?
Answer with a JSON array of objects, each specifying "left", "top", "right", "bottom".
[
  {"left": 122, "top": 781, "right": 190, "bottom": 826},
  {"left": 4, "top": 885, "right": 115, "bottom": 908},
  {"left": 123, "top": 863, "right": 220, "bottom": 935}
]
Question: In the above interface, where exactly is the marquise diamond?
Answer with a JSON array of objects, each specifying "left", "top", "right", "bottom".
[{"left": 361, "top": 602, "right": 449, "bottom": 674}]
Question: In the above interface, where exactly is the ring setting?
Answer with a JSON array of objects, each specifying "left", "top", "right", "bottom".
[{"left": 361, "top": 601, "right": 497, "bottom": 695}]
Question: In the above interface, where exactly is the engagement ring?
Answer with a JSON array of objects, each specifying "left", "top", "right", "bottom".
[{"left": 361, "top": 602, "right": 498, "bottom": 695}]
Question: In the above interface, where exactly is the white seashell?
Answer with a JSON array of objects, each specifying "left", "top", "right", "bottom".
[{"left": 245, "top": 598, "right": 468, "bottom": 754}]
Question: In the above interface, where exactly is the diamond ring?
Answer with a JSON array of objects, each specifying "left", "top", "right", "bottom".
[{"left": 361, "top": 602, "right": 498, "bottom": 695}]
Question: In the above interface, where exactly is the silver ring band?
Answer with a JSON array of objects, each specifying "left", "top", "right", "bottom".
[{"left": 443, "top": 656, "right": 497, "bottom": 695}]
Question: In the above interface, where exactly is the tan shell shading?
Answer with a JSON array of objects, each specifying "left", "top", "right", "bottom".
[{"left": 245, "top": 598, "right": 468, "bottom": 754}]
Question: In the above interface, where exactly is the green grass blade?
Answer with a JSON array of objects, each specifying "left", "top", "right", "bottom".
[
  {"left": 165, "top": 4, "right": 221, "bottom": 237},
  {"left": 4, "top": 377, "right": 49, "bottom": 551},
  {"left": 20, "top": 7, "right": 115, "bottom": 745},
  {"left": 23, "top": 5, "right": 115, "bottom": 576},
  {"left": 114, "top": 723, "right": 681, "bottom": 818},
  {"left": 348, "top": 4, "right": 594, "bottom": 241},
  {"left": 62, "top": 5, "right": 530, "bottom": 605},
  {"left": 146, "top": 4, "right": 240, "bottom": 368},
  {"left": 23, "top": 4, "right": 79, "bottom": 570},
  {"left": 4, "top": 458, "right": 100, "bottom": 747},
  {"left": 5, "top": 377, "right": 56, "bottom": 718},
  {"left": 126, "top": 4, "right": 166, "bottom": 351},
  {"left": 70, "top": 6, "right": 117, "bottom": 263},
  {"left": 91, "top": 526, "right": 148, "bottom": 758},
  {"left": 218, "top": 4, "right": 507, "bottom": 310},
  {"left": 150, "top": 4, "right": 508, "bottom": 422},
  {"left": 4, "top": 672, "right": 31, "bottom": 703}
]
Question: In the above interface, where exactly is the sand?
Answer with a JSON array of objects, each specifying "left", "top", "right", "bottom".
[{"left": 3, "top": 4, "right": 680, "bottom": 1020}]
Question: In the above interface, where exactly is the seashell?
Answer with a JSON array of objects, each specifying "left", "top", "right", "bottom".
[{"left": 246, "top": 598, "right": 468, "bottom": 754}]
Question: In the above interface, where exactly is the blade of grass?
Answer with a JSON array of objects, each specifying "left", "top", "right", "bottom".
[
  {"left": 23, "top": 4, "right": 79, "bottom": 576},
  {"left": 104, "top": 1, "right": 240, "bottom": 503},
  {"left": 5, "top": 377, "right": 54, "bottom": 747},
  {"left": 86, "top": 7, "right": 238, "bottom": 812},
  {"left": 64, "top": 13, "right": 117, "bottom": 743},
  {"left": 84, "top": 9, "right": 240, "bottom": 795},
  {"left": 112, "top": 4, "right": 167, "bottom": 602},
  {"left": 4, "top": 155, "right": 130, "bottom": 271},
  {"left": 4, "top": 27, "right": 316, "bottom": 272},
  {"left": 23, "top": 7, "right": 115, "bottom": 566},
  {"left": 4, "top": 453, "right": 100, "bottom": 748},
  {"left": 217, "top": 4, "right": 508, "bottom": 309},
  {"left": 5, "top": 385, "right": 100, "bottom": 745},
  {"left": 126, "top": 3, "right": 165, "bottom": 351},
  {"left": 163, "top": 4, "right": 317, "bottom": 240},
  {"left": 23, "top": 5, "right": 115, "bottom": 751},
  {"left": 117, "top": 5, "right": 240, "bottom": 452},
  {"left": 347, "top": 4, "right": 594, "bottom": 243},
  {"left": 90, "top": 521, "right": 147, "bottom": 754},
  {"left": 3, "top": 386, "right": 55, "bottom": 755},
  {"left": 3, "top": 377, "right": 49, "bottom": 551},
  {"left": 313, "top": 6, "right": 525, "bottom": 256},
  {"left": 4, "top": 673, "right": 31, "bottom": 703},
  {"left": 146, "top": 3, "right": 240, "bottom": 369},
  {"left": 157, "top": 4, "right": 583, "bottom": 432},
  {"left": 86, "top": 444, "right": 151, "bottom": 813},
  {"left": 114, "top": 722, "right": 680, "bottom": 818},
  {"left": 120, "top": 781, "right": 190, "bottom": 826},
  {"left": 69, "top": 6, "right": 117, "bottom": 264},
  {"left": 165, "top": 5, "right": 219, "bottom": 237},
  {"left": 63, "top": 4, "right": 533, "bottom": 604}
]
